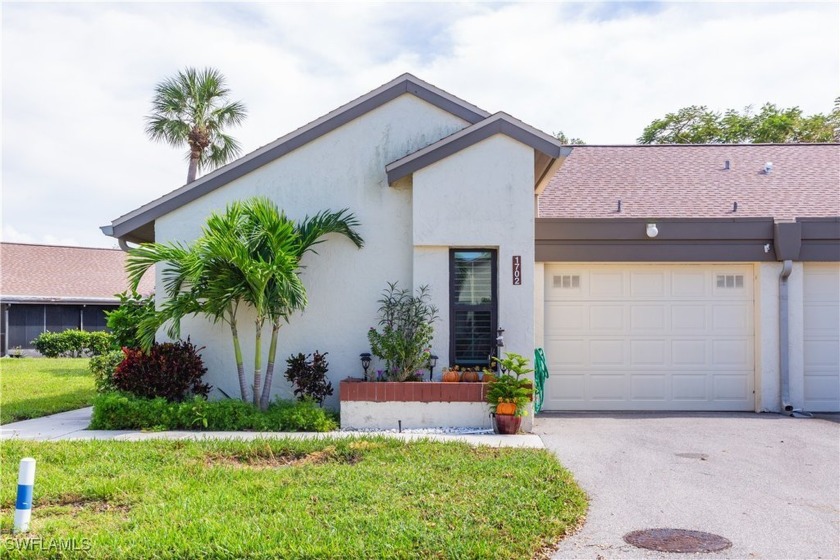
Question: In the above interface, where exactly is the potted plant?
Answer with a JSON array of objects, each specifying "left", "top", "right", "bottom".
[{"left": 485, "top": 352, "right": 534, "bottom": 434}]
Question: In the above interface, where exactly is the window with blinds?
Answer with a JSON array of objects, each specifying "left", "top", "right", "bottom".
[{"left": 450, "top": 250, "right": 497, "bottom": 367}]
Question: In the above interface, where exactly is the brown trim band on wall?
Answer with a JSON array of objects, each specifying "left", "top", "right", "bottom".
[
  {"left": 536, "top": 217, "right": 840, "bottom": 262},
  {"left": 536, "top": 218, "right": 777, "bottom": 262},
  {"left": 799, "top": 217, "right": 840, "bottom": 261}
]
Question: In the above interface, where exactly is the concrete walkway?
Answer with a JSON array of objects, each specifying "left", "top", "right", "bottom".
[
  {"left": 536, "top": 412, "right": 840, "bottom": 560},
  {"left": 0, "top": 407, "right": 544, "bottom": 448}
]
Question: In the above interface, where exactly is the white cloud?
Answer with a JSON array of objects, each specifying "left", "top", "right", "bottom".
[
  {"left": 2, "top": 2, "right": 837, "bottom": 247},
  {"left": 1, "top": 224, "right": 83, "bottom": 248}
]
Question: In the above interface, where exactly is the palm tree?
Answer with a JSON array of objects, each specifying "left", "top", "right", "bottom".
[
  {"left": 125, "top": 197, "right": 364, "bottom": 409},
  {"left": 125, "top": 235, "right": 252, "bottom": 401},
  {"left": 145, "top": 67, "right": 247, "bottom": 184},
  {"left": 250, "top": 201, "right": 365, "bottom": 409}
]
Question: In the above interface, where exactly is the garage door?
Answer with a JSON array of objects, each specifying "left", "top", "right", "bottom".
[
  {"left": 804, "top": 264, "right": 840, "bottom": 412},
  {"left": 544, "top": 264, "right": 755, "bottom": 411}
]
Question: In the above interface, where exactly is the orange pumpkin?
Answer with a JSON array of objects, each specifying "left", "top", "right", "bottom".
[
  {"left": 481, "top": 372, "right": 496, "bottom": 384},
  {"left": 496, "top": 402, "right": 517, "bottom": 415},
  {"left": 442, "top": 370, "right": 461, "bottom": 383},
  {"left": 461, "top": 370, "right": 480, "bottom": 383}
]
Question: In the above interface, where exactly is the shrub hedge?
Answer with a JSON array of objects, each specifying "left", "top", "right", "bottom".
[
  {"left": 89, "top": 350, "right": 125, "bottom": 394},
  {"left": 90, "top": 392, "right": 339, "bottom": 432},
  {"left": 32, "top": 330, "right": 115, "bottom": 358}
]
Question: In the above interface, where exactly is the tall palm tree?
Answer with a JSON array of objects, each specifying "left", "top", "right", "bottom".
[
  {"left": 145, "top": 67, "right": 247, "bottom": 184},
  {"left": 125, "top": 197, "right": 364, "bottom": 409}
]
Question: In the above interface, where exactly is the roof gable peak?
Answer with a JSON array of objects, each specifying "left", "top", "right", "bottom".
[{"left": 103, "top": 74, "right": 491, "bottom": 243}]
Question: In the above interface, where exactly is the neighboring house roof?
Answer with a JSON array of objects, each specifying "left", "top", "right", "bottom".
[
  {"left": 539, "top": 144, "right": 840, "bottom": 220},
  {"left": 102, "top": 73, "right": 492, "bottom": 245},
  {"left": 385, "top": 112, "right": 569, "bottom": 186},
  {"left": 0, "top": 243, "right": 154, "bottom": 304}
]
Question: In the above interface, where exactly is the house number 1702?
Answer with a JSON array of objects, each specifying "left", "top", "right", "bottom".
[{"left": 512, "top": 255, "right": 522, "bottom": 285}]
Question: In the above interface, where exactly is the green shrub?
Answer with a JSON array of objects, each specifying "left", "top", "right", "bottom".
[
  {"left": 87, "top": 331, "right": 116, "bottom": 355},
  {"left": 271, "top": 398, "right": 339, "bottom": 431},
  {"left": 105, "top": 292, "right": 156, "bottom": 349},
  {"left": 31, "top": 331, "right": 67, "bottom": 357},
  {"left": 89, "top": 350, "right": 125, "bottom": 393},
  {"left": 90, "top": 392, "right": 338, "bottom": 432},
  {"left": 61, "top": 329, "right": 89, "bottom": 356},
  {"left": 32, "top": 329, "right": 115, "bottom": 358}
]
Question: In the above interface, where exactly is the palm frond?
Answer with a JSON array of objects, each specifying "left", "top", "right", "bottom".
[
  {"left": 202, "top": 133, "right": 242, "bottom": 170},
  {"left": 295, "top": 209, "right": 365, "bottom": 256}
]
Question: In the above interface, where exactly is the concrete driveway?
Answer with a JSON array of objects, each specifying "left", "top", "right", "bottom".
[{"left": 535, "top": 413, "right": 840, "bottom": 559}]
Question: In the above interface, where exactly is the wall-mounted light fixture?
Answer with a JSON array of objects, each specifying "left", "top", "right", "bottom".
[{"left": 646, "top": 223, "right": 659, "bottom": 238}]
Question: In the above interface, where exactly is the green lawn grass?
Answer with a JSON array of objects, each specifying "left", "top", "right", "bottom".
[
  {"left": 0, "top": 438, "right": 587, "bottom": 559},
  {"left": 0, "top": 358, "right": 94, "bottom": 424}
]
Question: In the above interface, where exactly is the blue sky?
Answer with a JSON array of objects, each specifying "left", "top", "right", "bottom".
[{"left": 2, "top": 1, "right": 837, "bottom": 247}]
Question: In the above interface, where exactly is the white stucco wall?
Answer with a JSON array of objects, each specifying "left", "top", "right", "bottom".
[
  {"left": 411, "top": 134, "right": 536, "bottom": 431},
  {"left": 411, "top": 135, "right": 536, "bottom": 368},
  {"left": 154, "top": 94, "right": 470, "bottom": 407},
  {"left": 534, "top": 262, "right": 545, "bottom": 350},
  {"left": 341, "top": 401, "right": 492, "bottom": 429},
  {"left": 757, "top": 261, "right": 805, "bottom": 412}
]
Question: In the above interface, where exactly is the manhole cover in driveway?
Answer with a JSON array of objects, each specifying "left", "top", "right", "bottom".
[{"left": 624, "top": 528, "right": 732, "bottom": 553}]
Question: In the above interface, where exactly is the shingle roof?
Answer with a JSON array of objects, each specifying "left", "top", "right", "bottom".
[
  {"left": 0, "top": 243, "right": 154, "bottom": 303},
  {"left": 539, "top": 144, "right": 840, "bottom": 220}
]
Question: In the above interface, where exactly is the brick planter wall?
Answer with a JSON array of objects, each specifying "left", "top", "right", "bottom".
[
  {"left": 339, "top": 379, "right": 492, "bottom": 430},
  {"left": 340, "top": 380, "right": 489, "bottom": 403}
]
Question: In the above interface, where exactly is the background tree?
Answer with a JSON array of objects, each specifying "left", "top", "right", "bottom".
[
  {"left": 145, "top": 67, "right": 247, "bottom": 183},
  {"left": 638, "top": 102, "right": 839, "bottom": 144},
  {"left": 553, "top": 130, "right": 586, "bottom": 145},
  {"left": 126, "top": 197, "right": 364, "bottom": 410}
]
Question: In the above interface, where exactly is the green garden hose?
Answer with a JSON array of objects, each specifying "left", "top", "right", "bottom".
[{"left": 534, "top": 348, "right": 549, "bottom": 413}]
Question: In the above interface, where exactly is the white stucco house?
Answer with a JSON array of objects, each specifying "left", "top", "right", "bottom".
[{"left": 103, "top": 74, "right": 840, "bottom": 417}]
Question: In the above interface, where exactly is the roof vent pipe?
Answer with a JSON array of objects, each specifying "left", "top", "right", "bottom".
[
  {"left": 779, "top": 260, "right": 794, "bottom": 414},
  {"left": 724, "top": 160, "right": 730, "bottom": 170}
]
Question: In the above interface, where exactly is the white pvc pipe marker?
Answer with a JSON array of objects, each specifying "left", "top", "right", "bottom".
[{"left": 13, "top": 457, "right": 36, "bottom": 533}]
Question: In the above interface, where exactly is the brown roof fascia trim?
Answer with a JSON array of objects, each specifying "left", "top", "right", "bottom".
[
  {"left": 535, "top": 218, "right": 777, "bottom": 262},
  {"left": 104, "top": 74, "right": 491, "bottom": 242},
  {"left": 385, "top": 113, "right": 570, "bottom": 184},
  {"left": 798, "top": 217, "right": 840, "bottom": 261}
]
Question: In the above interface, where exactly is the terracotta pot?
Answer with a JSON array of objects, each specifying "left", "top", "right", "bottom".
[
  {"left": 494, "top": 413, "right": 522, "bottom": 435},
  {"left": 461, "top": 370, "right": 480, "bottom": 383},
  {"left": 442, "top": 370, "right": 460, "bottom": 383}
]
